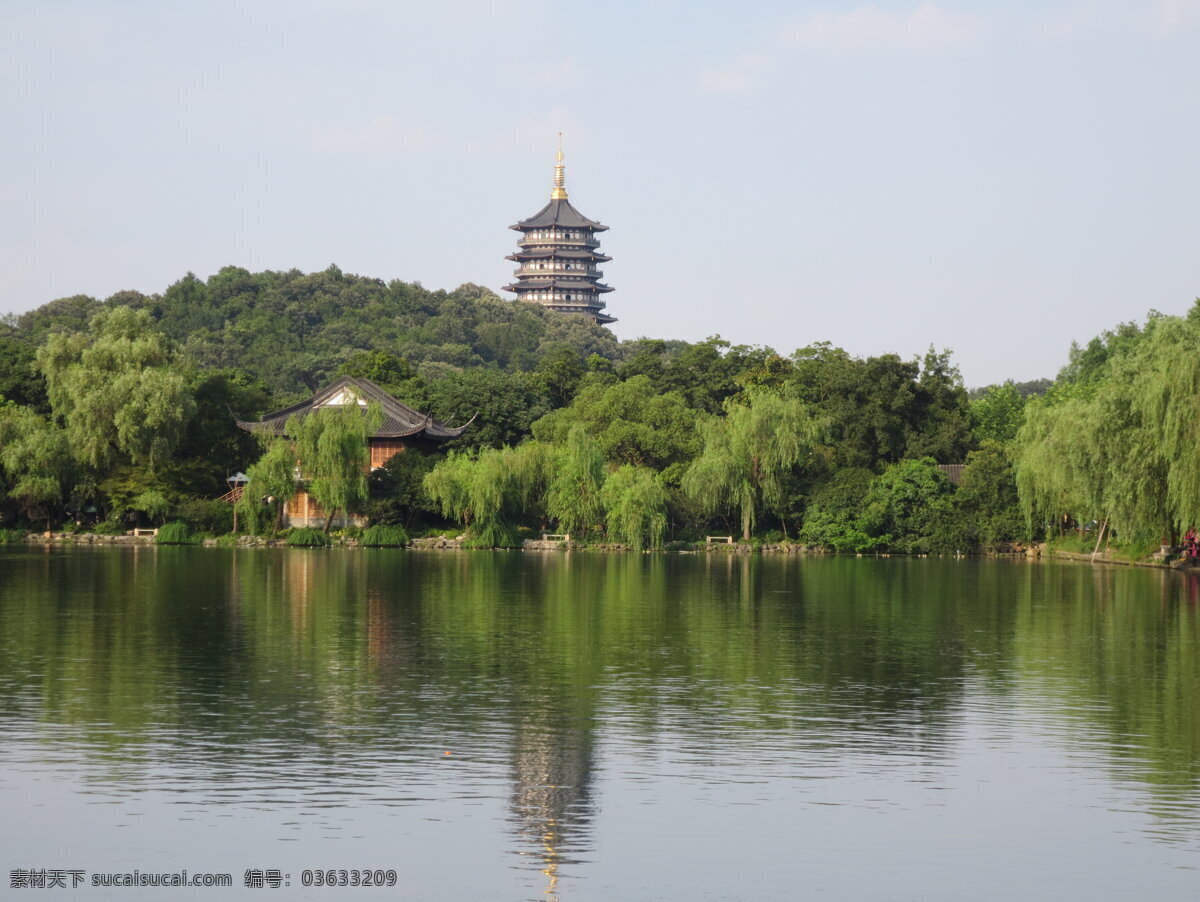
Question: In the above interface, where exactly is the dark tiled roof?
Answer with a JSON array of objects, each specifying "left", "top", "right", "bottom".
[
  {"left": 510, "top": 198, "right": 608, "bottom": 231},
  {"left": 543, "top": 303, "right": 616, "bottom": 325},
  {"left": 505, "top": 249, "right": 610, "bottom": 262},
  {"left": 503, "top": 278, "right": 613, "bottom": 293},
  {"left": 236, "top": 376, "right": 472, "bottom": 441},
  {"left": 938, "top": 464, "right": 967, "bottom": 486}
]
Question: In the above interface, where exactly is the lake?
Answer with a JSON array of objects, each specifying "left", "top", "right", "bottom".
[{"left": 1, "top": 547, "right": 1198, "bottom": 900}]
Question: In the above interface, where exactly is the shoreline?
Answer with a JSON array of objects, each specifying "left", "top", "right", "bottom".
[{"left": 7, "top": 532, "right": 1196, "bottom": 571}]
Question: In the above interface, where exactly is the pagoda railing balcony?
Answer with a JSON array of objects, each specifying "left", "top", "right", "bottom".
[
  {"left": 519, "top": 294, "right": 599, "bottom": 304},
  {"left": 517, "top": 236, "right": 601, "bottom": 249},
  {"left": 514, "top": 267, "right": 601, "bottom": 277},
  {"left": 546, "top": 302, "right": 607, "bottom": 313}
]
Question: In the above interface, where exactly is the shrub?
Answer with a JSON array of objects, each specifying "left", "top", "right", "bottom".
[
  {"left": 211, "top": 534, "right": 240, "bottom": 547},
  {"left": 464, "top": 522, "right": 519, "bottom": 549},
  {"left": 155, "top": 522, "right": 198, "bottom": 545},
  {"left": 0, "top": 528, "right": 26, "bottom": 545},
  {"left": 800, "top": 468, "right": 876, "bottom": 552},
  {"left": 93, "top": 517, "right": 127, "bottom": 536},
  {"left": 133, "top": 490, "right": 171, "bottom": 525},
  {"left": 287, "top": 527, "right": 330, "bottom": 547},
  {"left": 366, "top": 450, "right": 438, "bottom": 528},
  {"left": 664, "top": 540, "right": 697, "bottom": 553},
  {"left": 953, "top": 441, "right": 1025, "bottom": 547},
  {"left": 172, "top": 497, "right": 234, "bottom": 535},
  {"left": 858, "top": 459, "right": 960, "bottom": 554},
  {"left": 361, "top": 524, "right": 409, "bottom": 547}
]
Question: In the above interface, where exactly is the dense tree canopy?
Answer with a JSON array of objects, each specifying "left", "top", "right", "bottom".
[
  {"left": 531, "top": 375, "right": 700, "bottom": 478},
  {"left": 20, "top": 262, "right": 1169, "bottom": 555},
  {"left": 1014, "top": 308, "right": 1200, "bottom": 544},
  {"left": 38, "top": 308, "right": 193, "bottom": 472},
  {"left": 683, "top": 388, "right": 823, "bottom": 541},
  {"left": 0, "top": 404, "right": 74, "bottom": 529}
]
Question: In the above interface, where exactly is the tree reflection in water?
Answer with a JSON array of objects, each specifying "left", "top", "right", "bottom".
[{"left": 0, "top": 546, "right": 1198, "bottom": 892}]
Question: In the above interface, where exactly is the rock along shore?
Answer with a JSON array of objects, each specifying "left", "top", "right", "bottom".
[{"left": 12, "top": 532, "right": 1043, "bottom": 558}]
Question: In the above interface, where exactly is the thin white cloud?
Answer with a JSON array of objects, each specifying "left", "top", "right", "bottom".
[
  {"left": 1031, "top": 2, "right": 1109, "bottom": 41},
  {"left": 1031, "top": 0, "right": 1200, "bottom": 39},
  {"left": 696, "top": 4, "right": 983, "bottom": 95},
  {"left": 785, "top": 3, "right": 982, "bottom": 53},
  {"left": 314, "top": 116, "right": 434, "bottom": 155},
  {"left": 1155, "top": 0, "right": 1200, "bottom": 30},
  {"left": 698, "top": 52, "right": 772, "bottom": 95}
]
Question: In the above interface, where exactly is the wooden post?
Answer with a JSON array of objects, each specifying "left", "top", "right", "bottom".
[{"left": 1091, "top": 516, "right": 1108, "bottom": 561}]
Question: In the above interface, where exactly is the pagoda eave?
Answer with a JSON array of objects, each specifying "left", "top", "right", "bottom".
[
  {"left": 505, "top": 279, "right": 613, "bottom": 293},
  {"left": 505, "top": 249, "right": 610, "bottom": 262},
  {"left": 509, "top": 199, "right": 609, "bottom": 232}
]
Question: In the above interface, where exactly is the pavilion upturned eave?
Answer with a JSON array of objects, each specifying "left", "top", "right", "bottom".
[{"left": 234, "top": 376, "right": 472, "bottom": 442}]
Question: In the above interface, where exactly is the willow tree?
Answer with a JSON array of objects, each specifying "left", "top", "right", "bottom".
[
  {"left": 682, "top": 388, "right": 822, "bottom": 541},
  {"left": 1013, "top": 386, "right": 1106, "bottom": 537},
  {"left": 36, "top": 307, "right": 193, "bottom": 472},
  {"left": 1014, "top": 322, "right": 1174, "bottom": 543},
  {"left": 601, "top": 465, "right": 667, "bottom": 550},
  {"left": 1128, "top": 316, "right": 1200, "bottom": 535},
  {"left": 546, "top": 426, "right": 604, "bottom": 539},
  {"left": 1091, "top": 355, "right": 1170, "bottom": 541},
  {"left": 0, "top": 405, "right": 75, "bottom": 530},
  {"left": 506, "top": 440, "right": 554, "bottom": 529},
  {"left": 290, "top": 402, "right": 381, "bottom": 532},
  {"left": 423, "top": 451, "right": 478, "bottom": 529},
  {"left": 237, "top": 438, "right": 299, "bottom": 534},
  {"left": 423, "top": 441, "right": 551, "bottom": 547}
]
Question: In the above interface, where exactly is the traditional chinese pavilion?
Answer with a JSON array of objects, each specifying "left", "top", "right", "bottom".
[
  {"left": 504, "top": 138, "right": 615, "bottom": 325},
  {"left": 236, "top": 376, "right": 471, "bottom": 528}
]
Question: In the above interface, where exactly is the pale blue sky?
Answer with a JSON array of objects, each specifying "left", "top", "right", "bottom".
[{"left": 3, "top": 1, "right": 1198, "bottom": 386}]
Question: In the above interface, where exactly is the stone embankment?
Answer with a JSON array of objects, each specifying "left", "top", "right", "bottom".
[
  {"left": 1047, "top": 546, "right": 1197, "bottom": 571},
  {"left": 410, "top": 536, "right": 465, "bottom": 550},
  {"left": 23, "top": 532, "right": 156, "bottom": 545},
  {"left": 8, "top": 533, "right": 1191, "bottom": 571},
  {"left": 522, "top": 539, "right": 634, "bottom": 552}
]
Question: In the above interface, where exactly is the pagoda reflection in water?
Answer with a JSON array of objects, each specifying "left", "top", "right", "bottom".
[{"left": 507, "top": 695, "right": 597, "bottom": 899}]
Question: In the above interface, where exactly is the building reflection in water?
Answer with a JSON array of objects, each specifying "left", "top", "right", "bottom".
[{"left": 506, "top": 695, "right": 597, "bottom": 899}]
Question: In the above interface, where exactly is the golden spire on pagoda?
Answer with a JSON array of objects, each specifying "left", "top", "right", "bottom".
[{"left": 551, "top": 133, "right": 568, "bottom": 200}]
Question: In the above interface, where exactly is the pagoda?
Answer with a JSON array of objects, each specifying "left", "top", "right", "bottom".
[{"left": 504, "top": 138, "right": 615, "bottom": 325}]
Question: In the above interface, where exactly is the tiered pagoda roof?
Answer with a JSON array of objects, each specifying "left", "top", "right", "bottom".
[
  {"left": 506, "top": 249, "right": 612, "bottom": 263},
  {"left": 510, "top": 198, "right": 608, "bottom": 232},
  {"left": 503, "top": 138, "right": 615, "bottom": 325}
]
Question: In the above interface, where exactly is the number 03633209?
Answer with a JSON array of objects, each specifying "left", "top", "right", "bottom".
[{"left": 300, "top": 870, "right": 398, "bottom": 887}]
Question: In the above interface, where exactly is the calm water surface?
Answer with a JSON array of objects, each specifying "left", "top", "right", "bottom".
[{"left": 1, "top": 548, "right": 1198, "bottom": 900}]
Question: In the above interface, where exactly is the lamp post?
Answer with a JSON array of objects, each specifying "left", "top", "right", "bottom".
[{"left": 227, "top": 472, "right": 249, "bottom": 534}]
